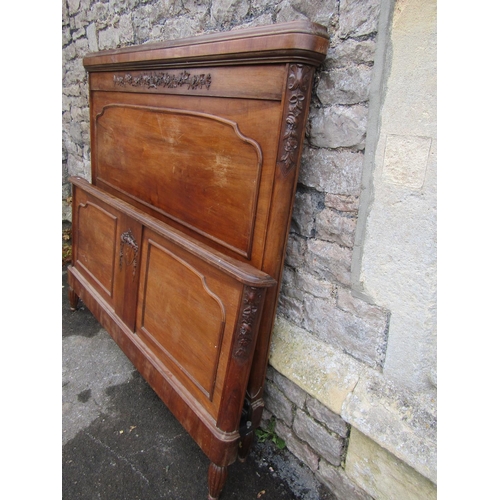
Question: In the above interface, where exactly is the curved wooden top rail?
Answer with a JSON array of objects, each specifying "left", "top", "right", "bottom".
[{"left": 83, "top": 20, "right": 329, "bottom": 71}]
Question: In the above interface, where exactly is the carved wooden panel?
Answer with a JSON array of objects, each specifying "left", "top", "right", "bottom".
[
  {"left": 74, "top": 197, "right": 117, "bottom": 298},
  {"left": 136, "top": 235, "right": 226, "bottom": 401},
  {"left": 95, "top": 104, "right": 262, "bottom": 258}
]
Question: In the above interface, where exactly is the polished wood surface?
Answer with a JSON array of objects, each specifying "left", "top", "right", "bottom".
[{"left": 69, "top": 20, "right": 327, "bottom": 499}]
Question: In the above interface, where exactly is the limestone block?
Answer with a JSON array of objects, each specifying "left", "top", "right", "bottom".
[
  {"left": 275, "top": 1, "right": 308, "bottom": 24},
  {"left": 62, "top": 44, "right": 77, "bottom": 65},
  {"left": 337, "top": 288, "right": 388, "bottom": 329},
  {"left": 72, "top": 28, "right": 86, "bottom": 41},
  {"left": 300, "top": 146, "right": 364, "bottom": 196},
  {"left": 277, "top": 287, "right": 304, "bottom": 326},
  {"left": 305, "top": 239, "right": 352, "bottom": 286},
  {"left": 290, "top": 189, "right": 323, "bottom": 238},
  {"left": 62, "top": 27, "right": 72, "bottom": 47},
  {"left": 289, "top": 0, "right": 336, "bottom": 27},
  {"left": 324, "top": 193, "right": 359, "bottom": 212},
  {"left": 339, "top": 0, "right": 381, "bottom": 38},
  {"left": 118, "top": 14, "right": 134, "bottom": 45},
  {"left": 303, "top": 295, "right": 387, "bottom": 368},
  {"left": 98, "top": 26, "right": 120, "bottom": 50},
  {"left": 63, "top": 1, "right": 70, "bottom": 26},
  {"left": 318, "top": 460, "right": 373, "bottom": 500},
  {"left": 273, "top": 370, "right": 308, "bottom": 409},
  {"left": 269, "top": 316, "right": 366, "bottom": 415},
  {"left": 263, "top": 381, "right": 294, "bottom": 426},
  {"left": 295, "top": 270, "right": 335, "bottom": 299},
  {"left": 163, "top": 16, "right": 201, "bottom": 40},
  {"left": 345, "top": 428, "right": 437, "bottom": 499},
  {"left": 318, "top": 65, "right": 372, "bottom": 106},
  {"left": 324, "top": 39, "right": 376, "bottom": 69},
  {"left": 67, "top": 154, "right": 86, "bottom": 178},
  {"left": 382, "top": 134, "right": 432, "bottom": 190},
  {"left": 89, "top": 2, "right": 111, "bottom": 29},
  {"left": 309, "top": 105, "right": 368, "bottom": 149},
  {"left": 284, "top": 233, "right": 306, "bottom": 269},
  {"left": 275, "top": 420, "right": 320, "bottom": 472},
  {"left": 211, "top": 0, "right": 250, "bottom": 26},
  {"left": 75, "top": 38, "right": 90, "bottom": 58},
  {"left": 183, "top": 0, "right": 211, "bottom": 18},
  {"left": 315, "top": 208, "right": 357, "bottom": 248},
  {"left": 293, "top": 409, "right": 344, "bottom": 466},
  {"left": 67, "top": 0, "right": 81, "bottom": 16},
  {"left": 305, "top": 396, "right": 349, "bottom": 438},
  {"left": 342, "top": 373, "right": 437, "bottom": 483},
  {"left": 86, "top": 23, "right": 98, "bottom": 52}
]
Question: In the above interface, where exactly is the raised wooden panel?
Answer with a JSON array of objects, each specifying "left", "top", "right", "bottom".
[
  {"left": 75, "top": 200, "right": 117, "bottom": 297},
  {"left": 137, "top": 236, "right": 226, "bottom": 400},
  {"left": 95, "top": 104, "right": 262, "bottom": 258}
]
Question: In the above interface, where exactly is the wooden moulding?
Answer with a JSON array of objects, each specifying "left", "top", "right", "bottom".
[{"left": 83, "top": 20, "right": 329, "bottom": 71}]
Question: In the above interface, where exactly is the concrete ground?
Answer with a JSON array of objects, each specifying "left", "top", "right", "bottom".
[{"left": 62, "top": 264, "right": 336, "bottom": 500}]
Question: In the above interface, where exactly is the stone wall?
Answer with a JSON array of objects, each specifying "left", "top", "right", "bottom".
[{"left": 62, "top": 1, "right": 437, "bottom": 498}]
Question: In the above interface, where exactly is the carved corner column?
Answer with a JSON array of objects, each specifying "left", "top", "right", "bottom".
[{"left": 238, "top": 63, "right": 316, "bottom": 462}]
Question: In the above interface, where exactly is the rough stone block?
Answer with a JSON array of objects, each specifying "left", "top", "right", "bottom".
[
  {"left": 275, "top": 1, "right": 308, "bottom": 23},
  {"left": 295, "top": 270, "right": 334, "bottom": 299},
  {"left": 305, "top": 239, "right": 352, "bottom": 286},
  {"left": 275, "top": 419, "right": 320, "bottom": 472},
  {"left": 309, "top": 104, "right": 368, "bottom": 149},
  {"left": 273, "top": 370, "right": 308, "bottom": 409},
  {"left": 305, "top": 396, "right": 349, "bottom": 438},
  {"left": 345, "top": 428, "right": 437, "bottom": 499},
  {"left": 303, "top": 295, "right": 387, "bottom": 368},
  {"left": 290, "top": 0, "right": 336, "bottom": 27},
  {"left": 67, "top": 0, "right": 81, "bottom": 16},
  {"left": 284, "top": 233, "right": 306, "bottom": 269},
  {"left": 339, "top": 0, "right": 381, "bottom": 38},
  {"left": 324, "top": 193, "right": 359, "bottom": 213},
  {"left": 86, "top": 23, "right": 98, "bottom": 52},
  {"left": 98, "top": 26, "right": 120, "bottom": 50},
  {"left": 337, "top": 288, "right": 388, "bottom": 327},
  {"left": 293, "top": 409, "right": 344, "bottom": 466},
  {"left": 300, "top": 146, "right": 364, "bottom": 196},
  {"left": 211, "top": 0, "right": 250, "bottom": 26},
  {"left": 324, "top": 39, "right": 377, "bottom": 68},
  {"left": 315, "top": 208, "right": 357, "bottom": 248},
  {"left": 318, "top": 460, "right": 373, "bottom": 500},
  {"left": 290, "top": 189, "right": 323, "bottom": 238},
  {"left": 277, "top": 288, "right": 304, "bottom": 326},
  {"left": 317, "top": 65, "right": 372, "bottom": 106},
  {"left": 263, "top": 381, "right": 294, "bottom": 426}
]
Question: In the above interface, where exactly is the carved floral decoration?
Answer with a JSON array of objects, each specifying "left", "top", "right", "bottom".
[
  {"left": 278, "top": 64, "right": 313, "bottom": 175},
  {"left": 233, "top": 286, "right": 264, "bottom": 362},
  {"left": 113, "top": 71, "right": 212, "bottom": 90}
]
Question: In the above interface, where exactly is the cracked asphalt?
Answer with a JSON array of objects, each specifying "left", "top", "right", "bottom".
[{"left": 62, "top": 265, "right": 336, "bottom": 500}]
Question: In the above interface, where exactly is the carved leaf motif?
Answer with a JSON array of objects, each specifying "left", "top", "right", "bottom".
[
  {"left": 113, "top": 71, "right": 212, "bottom": 90},
  {"left": 233, "top": 287, "right": 264, "bottom": 362},
  {"left": 278, "top": 64, "right": 313, "bottom": 175}
]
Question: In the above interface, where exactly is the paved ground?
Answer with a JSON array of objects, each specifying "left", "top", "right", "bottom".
[{"left": 62, "top": 264, "right": 336, "bottom": 500}]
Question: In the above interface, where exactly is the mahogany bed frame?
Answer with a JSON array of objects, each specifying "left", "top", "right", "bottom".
[{"left": 67, "top": 20, "right": 328, "bottom": 499}]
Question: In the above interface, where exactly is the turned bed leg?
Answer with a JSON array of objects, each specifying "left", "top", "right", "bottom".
[
  {"left": 68, "top": 286, "right": 79, "bottom": 311},
  {"left": 208, "top": 462, "right": 228, "bottom": 500}
]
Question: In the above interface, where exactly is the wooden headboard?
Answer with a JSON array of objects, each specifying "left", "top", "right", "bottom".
[{"left": 68, "top": 20, "right": 328, "bottom": 499}]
